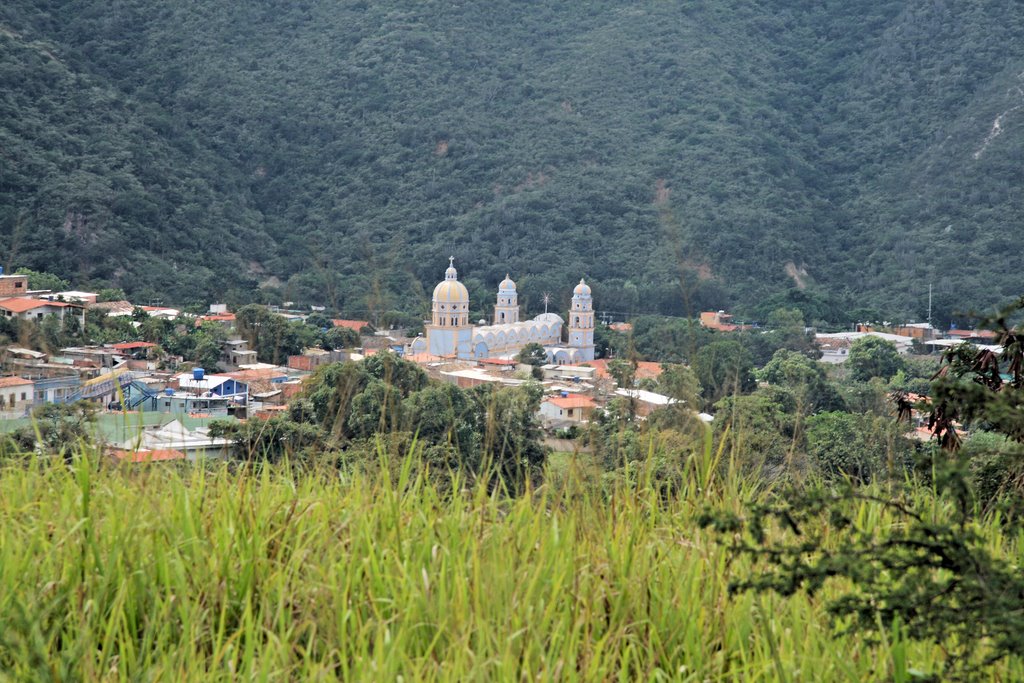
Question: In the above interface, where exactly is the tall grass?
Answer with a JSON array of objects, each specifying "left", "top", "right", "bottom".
[{"left": 0, "top": 445, "right": 1019, "bottom": 681}]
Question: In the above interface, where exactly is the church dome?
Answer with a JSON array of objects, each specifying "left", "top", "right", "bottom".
[
  {"left": 573, "top": 278, "right": 591, "bottom": 296},
  {"left": 433, "top": 257, "right": 470, "bottom": 304},
  {"left": 434, "top": 279, "right": 469, "bottom": 303},
  {"left": 499, "top": 274, "right": 517, "bottom": 291}
]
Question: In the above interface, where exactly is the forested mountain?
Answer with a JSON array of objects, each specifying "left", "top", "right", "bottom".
[{"left": 2, "top": 1, "right": 1022, "bottom": 325}]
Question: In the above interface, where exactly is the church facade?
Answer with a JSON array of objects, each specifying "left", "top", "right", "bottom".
[{"left": 409, "top": 258, "right": 595, "bottom": 364}]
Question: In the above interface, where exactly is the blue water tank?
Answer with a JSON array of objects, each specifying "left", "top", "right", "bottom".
[
  {"left": 193, "top": 367, "right": 205, "bottom": 381},
  {"left": 560, "top": 390, "right": 569, "bottom": 398},
  {"left": 164, "top": 388, "right": 174, "bottom": 396},
  {"left": 0, "top": 266, "right": 4, "bottom": 275}
]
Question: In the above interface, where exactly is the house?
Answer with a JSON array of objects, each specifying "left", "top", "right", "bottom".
[
  {"left": 151, "top": 391, "right": 234, "bottom": 417},
  {"left": 609, "top": 322, "right": 633, "bottom": 333},
  {"left": 287, "top": 348, "right": 347, "bottom": 372},
  {"left": 0, "top": 298, "right": 85, "bottom": 327},
  {"left": 198, "top": 313, "right": 236, "bottom": 327},
  {"left": 332, "top": 319, "right": 370, "bottom": 332},
  {"left": 539, "top": 364, "right": 597, "bottom": 383},
  {"left": 115, "top": 418, "right": 232, "bottom": 461},
  {"left": 31, "top": 375, "right": 82, "bottom": 405},
  {"left": 815, "top": 331, "right": 915, "bottom": 361},
  {"left": 440, "top": 368, "right": 526, "bottom": 389},
  {"left": 945, "top": 328, "right": 998, "bottom": 343},
  {"left": 87, "top": 300, "right": 136, "bottom": 317},
  {"left": 221, "top": 339, "right": 258, "bottom": 369},
  {"left": 140, "top": 305, "right": 181, "bottom": 319},
  {"left": 700, "top": 310, "right": 740, "bottom": 332},
  {"left": 0, "top": 376, "right": 34, "bottom": 416},
  {"left": 857, "top": 322, "right": 936, "bottom": 341},
  {"left": 572, "top": 359, "right": 663, "bottom": 383},
  {"left": 539, "top": 394, "right": 597, "bottom": 423},
  {"left": 0, "top": 272, "right": 30, "bottom": 297},
  {"left": 51, "top": 291, "right": 98, "bottom": 305},
  {"left": 817, "top": 337, "right": 853, "bottom": 364},
  {"left": 61, "top": 346, "right": 125, "bottom": 369},
  {"left": 613, "top": 388, "right": 678, "bottom": 417},
  {"left": 110, "top": 448, "right": 187, "bottom": 464},
  {"left": 173, "top": 369, "right": 248, "bottom": 403}
]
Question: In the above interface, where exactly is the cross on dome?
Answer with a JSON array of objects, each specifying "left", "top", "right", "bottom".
[{"left": 445, "top": 256, "right": 458, "bottom": 281}]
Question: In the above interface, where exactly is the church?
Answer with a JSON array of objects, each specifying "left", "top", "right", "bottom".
[{"left": 408, "top": 258, "right": 595, "bottom": 364}]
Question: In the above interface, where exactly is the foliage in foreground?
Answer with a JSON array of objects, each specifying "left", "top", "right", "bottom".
[
  {"left": 0, "top": 448, "right": 1021, "bottom": 681},
  {"left": 702, "top": 297, "right": 1024, "bottom": 681}
]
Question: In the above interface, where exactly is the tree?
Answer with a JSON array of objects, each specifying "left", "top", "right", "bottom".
[
  {"left": 321, "top": 326, "right": 358, "bottom": 351},
  {"left": 404, "top": 382, "right": 479, "bottom": 463},
  {"left": 847, "top": 336, "right": 905, "bottom": 382},
  {"left": 656, "top": 363, "right": 701, "bottom": 405},
  {"left": 804, "top": 411, "right": 910, "bottom": 483},
  {"left": 97, "top": 288, "right": 128, "bottom": 303},
  {"left": 516, "top": 342, "right": 547, "bottom": 367},
  {"left": 607, "top": 358, "right": 637, "bottom": 388},
  {"left": 14, "top": 268, "right": 68, "bottom": 292},
  {"left": 9, "top": 402, "right": 98, "bottom": 456},
  {"left": 209, "top": 416, "right": 326, "bottom": 464},
  {"left": 703, "top": 297, "right": 1024, "bottom": 678},
  {"left": 471, "top": 382, "right": 547, "bottom": 493},
  {"left": 714, "top": 385, "right": 800, "bottom": 479},
  {"left": 693, "top": 340, "right": 755, "bottom": 404},
  {"left": 759, "top": 349, "right": 845, "bottom": 413}
]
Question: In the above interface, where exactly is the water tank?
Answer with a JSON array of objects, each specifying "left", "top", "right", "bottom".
[
  {"left": 164, "top": 388, "right": 174, "bottom": 396},
  {"left": 560, "top": 390, "right": 569, "bottom": 398},
  {"left": 193, "top": 367, "right": 205, "bottom": 381},
  {"left": 0, "top": 266, "right": 4, "bottom": 275}
]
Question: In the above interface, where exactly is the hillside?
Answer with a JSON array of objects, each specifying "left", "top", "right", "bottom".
[{"left": 1, "top": 1, "right": 1022, "bottom": 324}]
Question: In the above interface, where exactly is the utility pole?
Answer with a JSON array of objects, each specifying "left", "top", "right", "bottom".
[{"left": 928, "top": 283, "right": 933, "bottom": 328}]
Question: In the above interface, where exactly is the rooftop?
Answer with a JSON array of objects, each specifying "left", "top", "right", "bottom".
[
  {"left": 0, "top": 376, "right": 33, "bottom": 388},
  {"left": 614, "top": 388, "right": 677, "bottom": 406},
  {"left": 545, "top": 394, "right": 597, "bottom": 409},
  {"left": 0, "top": 297, "right": 71, "bottom": 312},
  {"left": 332, "top": 319, "right": 370, "bottom": 331}
]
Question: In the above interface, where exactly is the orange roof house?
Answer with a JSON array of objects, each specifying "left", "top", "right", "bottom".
[
  {"left": 0, "top": 298, "right": 71, "bottom": 313},
  {"left": 111, "top": 342, "right": 158, "bottom": 351},
  {"left": 573, "top": 359, "right": 664, "bottom": 382},
  {"left": 332, "top": 319, "right": 370, "bottom": 332},
  {"left": 700, "top": 310, "right": 739, "bottom": 332},
  {"left": 111, "top": 448, "right": 187, "bottom": 463},
  {"left": 539, "top": 393, "right": 598, "bottom": 423}
]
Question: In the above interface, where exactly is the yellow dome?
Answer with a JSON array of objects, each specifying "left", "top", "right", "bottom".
[
  {"left": 573, "top": 278, "right": 591, "bottom": 296},
  {"left": 433, "top": 279, "right": 469, "bottom": 303},
  {"left": 499, "top": 273, "right": 517, "bottom": 291}
]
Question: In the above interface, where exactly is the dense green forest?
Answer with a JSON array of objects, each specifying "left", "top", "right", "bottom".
[{"left": 1, "top": 1, "right": 1022, "bottom": 325}]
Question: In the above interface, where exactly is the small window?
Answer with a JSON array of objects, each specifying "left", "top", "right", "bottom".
[
  {"left": 164, "top": 401, "right": 171, "bottom": 407},
  {"left": 14, "top": 282, "right": 22, "bottom": 288},
  {"left": 20, "top": 392, "right": 26, "bottom": 401}
]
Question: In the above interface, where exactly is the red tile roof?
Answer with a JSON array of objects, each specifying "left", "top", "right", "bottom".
[
  {"left": 332, "top": 319, "right": 370, "bottom": 331},
  {"left": 0, "top": 298, "right": 69, "bottom": 313},
  {"left": 572, "top": 359, "right": 663, "bottom": 381},
  {"left": 111, "top": 342, "right": 157, "bottom": 351},
  {"left": 0, "top": 376, "right": 33, "bottom": 388},
  {"left": 113, "top": 448, "right": 186, "bottom": 463},
  {"left": 546, "top": 394, "right": 597, "bottom": 409}
]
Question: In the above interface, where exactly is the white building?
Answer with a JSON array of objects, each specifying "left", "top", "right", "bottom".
[
  {"left": 409, "top": 258, "right": 596, "bottom": 364},
  {"left": 815, "top": 331, "right": 915, "bottom": 364},
  {"left": 0, "top": 376, "right": 34, "bottom": 416}
]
